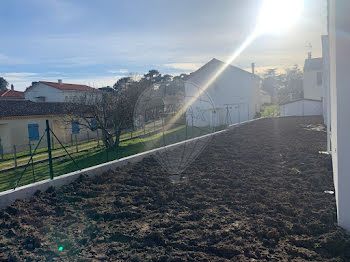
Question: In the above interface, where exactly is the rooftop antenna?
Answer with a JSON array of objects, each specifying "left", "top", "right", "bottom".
[{"left": 305, "top": 42, "right": 312, "bottom": 59}]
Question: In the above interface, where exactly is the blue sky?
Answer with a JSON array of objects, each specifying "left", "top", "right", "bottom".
[{"left": 0, "top": 0, "right": 327, "bottom": 90}]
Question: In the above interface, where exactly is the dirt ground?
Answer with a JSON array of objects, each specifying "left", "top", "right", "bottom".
[{"left": 0, "top": 116, "right": 349, "bottom": 261}]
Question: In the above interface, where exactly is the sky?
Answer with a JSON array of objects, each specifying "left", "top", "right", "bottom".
[{"left": 0, "top": 0, "right": 327, "bottom": 91}]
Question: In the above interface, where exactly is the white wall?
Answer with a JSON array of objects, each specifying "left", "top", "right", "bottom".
[
  {"left": 303, "top": 70, "right": 323, "bottom": 100},
  {"left": 63, "top": 90, "right": 102, "bottom": 104},
  {"left": 329, "top": 0, "right": 350, "bottom": 232},
  {"left": 25, "top": 83, "right": 64, "bottom": 102},
  {"left": 279, "top": 100, "right": 322, "bottom": 117},
  {"left": 322, "top": 35, "right": 330, "bottom": 125}
]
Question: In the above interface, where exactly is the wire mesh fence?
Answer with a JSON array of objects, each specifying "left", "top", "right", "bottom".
[{"left": 0, "top": 119, "right": 168, "bottom": 191}]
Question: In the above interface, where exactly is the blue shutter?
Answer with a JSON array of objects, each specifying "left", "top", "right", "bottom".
[
  {"left": 28, "top": 124, "right": 39, "bottom": 141},
  {"left": 72, "top": 121, "right": 80, "bottom": 134},
  {"left": 91, "top": 118, "right": 97, "bottom": 131}
]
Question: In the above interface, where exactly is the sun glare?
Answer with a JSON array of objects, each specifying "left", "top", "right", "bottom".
[
  {"left": 156, "top": 0, "right": 304, "bottom": 139},
  {"left": 256, "top": 0, "right": 304, "bottom": 35}
]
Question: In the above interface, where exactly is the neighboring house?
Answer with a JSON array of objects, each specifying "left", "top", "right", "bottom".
[
  {"left": 185, "top": 58, "right": 261, "bottom": 127},
  {"left": 25, "top": 80, "right": 101, "bottom": 103},
  {"left": 0, "top": 100, "right": 98, "bottom": 154},
  {"left": 0, "top": 85, "right": 25, "bottom": 100},
  {"left": 279, "top": 98, "right": 322, "bottom": 117},
  {"left": 303, "top": 53, "right": 323, "bottom": 101}
]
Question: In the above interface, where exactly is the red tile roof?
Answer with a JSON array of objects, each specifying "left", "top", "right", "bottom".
[
  {"left": 38, "top": 81, "right": 99, "bottom": 92},
  {"left": 0, "top": 89, "right": 25, "bottom": 99}
]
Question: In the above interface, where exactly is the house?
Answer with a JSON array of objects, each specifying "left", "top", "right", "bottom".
[
  {"left": 25, "top": 80, "right": 100, "bottom": 103},
  {"left": 0, "top": 100, "right": 98, "bottom": 154},
  {"left": 279, "top": 98, "right": 322, "bottom": 117},
  {"left": 0, "top": 85, "right": 25, "bottom": 100},
  {"left": 185, "top": 58, "right": 261, "bottom": 127},
  {"left": 303, "top": 53, "right": 323, "bottom": 101}
]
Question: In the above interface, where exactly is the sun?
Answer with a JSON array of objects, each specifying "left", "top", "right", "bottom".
[{"left": 256, "top": 0, "right": 304, "bottom": 35}]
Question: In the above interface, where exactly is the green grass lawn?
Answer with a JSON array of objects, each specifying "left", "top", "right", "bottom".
[
  {"left": 0, "top": 123, "right": 222, "bottom": 192},
  {"left": 260, "top": 104, "right": 280, "bottom": 117},
  {"left": 0, "top": 123, "right": 162, "bottom": 170}
]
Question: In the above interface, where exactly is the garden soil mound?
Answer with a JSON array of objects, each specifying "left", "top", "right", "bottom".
[{"left": 0, "top": 116, "right": 349, "bottom": 261}]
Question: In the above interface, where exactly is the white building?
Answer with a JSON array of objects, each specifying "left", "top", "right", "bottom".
[
  {"left": 279, "top": 99, "right": 322, "bottom": 117},
  {"left": 328, "top": 0, "right": 350, "bottom": 232},
  {"left": 25, "top": 80, "right": 100, "bottom": 103},
  {"left": 185, "top": 58, "right": 261, "bottom": 127},
  {"left": 322, "top": 35, "right": 330, "bottom": 127},
  {"left": 303, "top": 54, "right": 323, "bottom": 101}
]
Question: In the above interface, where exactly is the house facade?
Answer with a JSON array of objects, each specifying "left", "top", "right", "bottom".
[
  {"left": 24, "top": 80, "right": 100, "bottom": 103},
  {"left": 303, "top": 54, "right": 323, "bottom": 101},
  {"left": 0, "top": 100, "right": 98, "bottom": 154},
  {"left": 185, "top": 58, "right": 261, "bottom": 127}
]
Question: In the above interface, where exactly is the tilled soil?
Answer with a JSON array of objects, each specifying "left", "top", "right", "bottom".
[{"left": 0, "top": 116, "right": 350, "bottom": 261}]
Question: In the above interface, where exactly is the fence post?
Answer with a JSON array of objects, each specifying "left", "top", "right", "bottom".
[
  {"left": 29, "top": 142, "right": 35, "bottom": 182},
  {"left": 13, "top": 145, "right": 17, "bottom": 168},
  {"left": 75, "top": 134, "right": 78, "bottom": 153},
  {"left": 71, "top": 134, "right": 73, "bottom": 146},
  {"left": 97, "top": 129, "right": 100, "bottom": 147},
  {"left": 46, "top": 120, "right": 54, "bottom": 180},
  {"left": 0, "top": 139, "right": 3, "bottom": 160}
]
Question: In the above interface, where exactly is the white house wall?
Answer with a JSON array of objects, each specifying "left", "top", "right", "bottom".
[
  {"left": 303, "top": 70, "right": 323, "bottom": 100},
  {"left": 322, "top": 35, "right": 330, "bottom": 125},
  {"left": 25, "top": 83, "right": 64, "bottom": 102},
  {"left": 329, "top": 0, "right": 350, "bottom": 232},
  {"left": 280, "top": 100, "right": 322, "bottom": 117}
]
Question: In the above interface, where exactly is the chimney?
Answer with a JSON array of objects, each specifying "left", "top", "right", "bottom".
[
  {"left": 308, "top": 52, "right": 312, "bottom": 59},
  {"left": 251, "top": 63, "right": 255, "bottom": 74},
  {"left": 11, "top": 84, "right": 14, "bottom": 91},
  {"left": 58, "top": 79, "right": 62, "bottom": 85}
]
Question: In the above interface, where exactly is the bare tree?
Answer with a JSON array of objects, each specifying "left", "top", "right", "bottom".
[{"left": 65, "top": 88, "right": 134, "bottom": 150}]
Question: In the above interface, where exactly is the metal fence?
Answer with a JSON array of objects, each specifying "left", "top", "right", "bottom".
[
  {"left": 0, "top": 115, "right": 226, "bottom": 192},
  {"left": 0, "top": 119, "right": 165, "bottom": 192}
]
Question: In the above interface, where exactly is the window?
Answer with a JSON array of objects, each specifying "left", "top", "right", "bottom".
[
  {"left": 28, "top": 124, "right": 39, "bottom": 141},
  {"left": 72, "top": 121, "right": 80, "bottom": 134},
  {"left": 35, "top": 96, "right": 46, "bottom": 102},
  {"left": 36, "top": 96, "right": 46, "bottom": 102},
  {"left": 316, "top": 72, "right": 323, "bottom": 86},
  {"left": 91, "top": 118, "right": 97, "bottom": 131}
]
